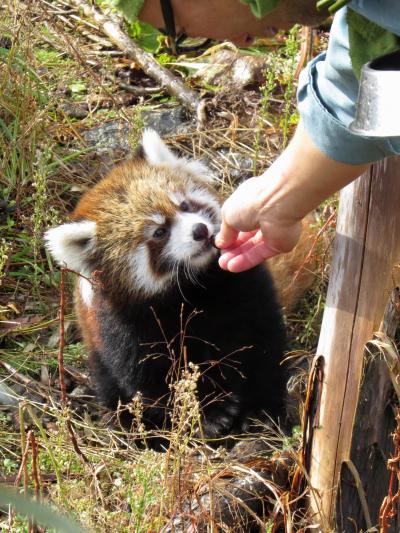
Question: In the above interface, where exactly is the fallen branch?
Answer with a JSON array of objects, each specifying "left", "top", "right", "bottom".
[
  {"left": 0, "top": 361, "right": 33, "bottom": 386},
  {"left": 66, "top": 0, "right": 201, "bottom": 113}
]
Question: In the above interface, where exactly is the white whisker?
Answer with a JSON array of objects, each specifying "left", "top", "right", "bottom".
[{"left": 174, "top": 260, "right": 188, "bottom": 302}]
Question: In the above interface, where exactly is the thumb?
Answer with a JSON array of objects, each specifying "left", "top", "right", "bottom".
[{"left": 215, "top": 221, "right": 238, "bottom": 249}]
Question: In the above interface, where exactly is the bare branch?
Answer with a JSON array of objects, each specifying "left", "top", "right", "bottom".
[{"left": 66, "top": 0, "right": 201, "bottom": 113}]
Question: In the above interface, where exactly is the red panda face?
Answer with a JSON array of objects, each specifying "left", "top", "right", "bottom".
[
  {"left": 122, "top": 172, "right": 221, "bottom": 298},
  {"left": 45, "top": 130, "right": 222, "bottom": 300}
]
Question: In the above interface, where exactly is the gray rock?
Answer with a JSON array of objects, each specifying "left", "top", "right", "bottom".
[
  {"left": 0, "top": 382, "right": 19, "bottom": 406},
  {"left": 82, "top": 107, "right": 194, "bottom": 154}
]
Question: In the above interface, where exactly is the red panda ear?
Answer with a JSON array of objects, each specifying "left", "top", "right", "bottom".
[
  {"left": 44, "top": 220, "right": 96, "bottom": 274},
  {"left": 141, "top": 129, "right": 179, "bottom": 167},
  {"left": 141, "top": 129, "right": 215, "bottom": 183}
]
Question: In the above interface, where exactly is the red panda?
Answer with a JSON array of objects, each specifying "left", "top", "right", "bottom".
[{"left": 45, "top": 130, "right": 286, "bottom": 442}]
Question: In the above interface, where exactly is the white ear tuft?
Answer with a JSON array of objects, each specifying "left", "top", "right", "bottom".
[
  {"left": 184, "top": 160, "right": 215, "bottom": 183},
  {"left": 141, "top": 129, "right": 179, "bottom": 167},
  {"left": 44, "top": 220, "right": 96, "bottom": 274},
  {"left": 141, "top": 129, "right": 215, "bottom": 183}
]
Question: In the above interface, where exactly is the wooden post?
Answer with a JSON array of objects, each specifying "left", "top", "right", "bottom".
[
  {"left": 308, "top": 157, "right": 400, "bottom": 530},
  {"left": 337, "top": 289, "right": 400, "bottom": 532}
]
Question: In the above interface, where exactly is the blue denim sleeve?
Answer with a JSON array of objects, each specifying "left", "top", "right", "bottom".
[{"left": 297, "top": 6, "right": 400, "bottom": 165}]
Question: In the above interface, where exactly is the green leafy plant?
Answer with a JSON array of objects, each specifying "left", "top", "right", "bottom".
[
  {"left": 281, "top": 25, "right": 301, "bottom": 146},
  {"left": 128, "top": 20, "right": 163, "bottom": 54}
]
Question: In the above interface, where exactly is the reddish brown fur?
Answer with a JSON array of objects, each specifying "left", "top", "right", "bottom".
[
  {"left": 69, "top": 158, "right": 221, "bottom": 298},
  {"left": 72, "top": 158, "right": 220, "bottom": 227},
  {"left": 75, "top": 288, "right": 103, "bottom": 352},
  {"left": 267, "top": 214, "right": 321, "bottom": 311}
]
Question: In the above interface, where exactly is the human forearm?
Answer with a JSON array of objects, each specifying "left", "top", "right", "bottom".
[
  {"left": 218, "top": 122, "right": 369, "bottom": 242},
  {"left": 216, "top": 122, "right": 370, "bottom": 271},
  {"left": 257, "top": 121, "right": 370, "bottom": 227}
]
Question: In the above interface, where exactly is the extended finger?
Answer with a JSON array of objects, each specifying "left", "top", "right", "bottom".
[
  {"left": 219, "top": 231, "right": 279, "bottom": 272},
  {"left": 225, "top": 240, "right": 279, "bottom": 272},
  {"left": 218, "top": 230, "right": 258, "bottom": 252},
  {"left": 218, "top": 231, "right": 258, "bottom": 269}
]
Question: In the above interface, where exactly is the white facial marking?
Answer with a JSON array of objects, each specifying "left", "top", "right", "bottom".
[
  {"left": 165, "top": 212, "right": 217, "bottom": 267},
  {"left": 44, "top": 220, "right": 96, "bottom": 275},
  {"left": 168, "top": 191, "right": 185, "bottom": 205},
  {"left": 129, "top": 244, "right": 173, "bottom": 296},
  {"left": 141, "top": 129, "right": 215, "bottom": 183},
  {"left": 184, "top": 160, "right": 215, "bottom": 183},
  {"left": 148, "top": 213, "right": 166, "bottom": 225}
]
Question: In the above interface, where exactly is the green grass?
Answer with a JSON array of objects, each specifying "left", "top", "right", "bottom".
[
  {"left": 0, "top": 1, "right": 330, "bottom": 531},
  {"left": 34, "top": 49, "right": 74, "bottom": 69},
  {"left": 0, "top": 17, "right": 59, "bottom": 301},
  {"left": 280, "top": 25, "right": 301, "bottom": 146},
  {"left": 251, "top": 26, "right": 302, "bottom": 174}
]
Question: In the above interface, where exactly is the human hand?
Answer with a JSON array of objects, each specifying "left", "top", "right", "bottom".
[
  {"left": 215, "top": 175, "right": 302, "bottom": 272},
  {"left": 215, "top": 121, "right": 369, "bottom": 273},
  {"left": 216, "top": 220, "right": 302, "bottom": 273}
]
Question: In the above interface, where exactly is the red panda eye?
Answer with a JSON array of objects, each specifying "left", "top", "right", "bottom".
[
  {"left": 180, "top": 201, "right": 190, "bottom": 212},
  {"left": 153, "top": 227, "right": 168, "bottom": 239}
]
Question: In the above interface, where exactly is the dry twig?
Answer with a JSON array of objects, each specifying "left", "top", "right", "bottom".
[
  {"left": 379, "top": 410, "right": 400, "bottom": 532},
  {"left": 58, "top": 268, "right": 91, "bottom": 465},
  {"left": 294, "top": 27, "right": 313, "bottom": 81},
  {"left": 29, "top": 431, "right": 41, "bottom": 500},
  {"left": 375, "top": 288, "right": 400, "bottom": 532}
]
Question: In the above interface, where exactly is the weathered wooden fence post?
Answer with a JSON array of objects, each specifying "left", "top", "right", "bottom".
[{"left": 308, "top": 157, "right": 400, "bottom": 531}]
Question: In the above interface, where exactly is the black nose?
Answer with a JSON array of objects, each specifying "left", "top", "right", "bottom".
[{"left": 192, "top": 223, "right": 209, "bottom": 241}]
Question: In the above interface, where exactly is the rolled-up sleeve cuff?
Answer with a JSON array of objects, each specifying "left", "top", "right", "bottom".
[{"left": 298, "top": 53, "right": 400, "bottom": 165}]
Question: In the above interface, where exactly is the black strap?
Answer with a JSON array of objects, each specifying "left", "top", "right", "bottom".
[
  {"left": 158, "top": 0, "right": 211, "bottom": 54},
  {"left": 160, "top": 0, "right": 176, "bottom": 38}
]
